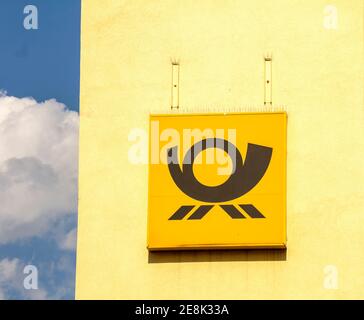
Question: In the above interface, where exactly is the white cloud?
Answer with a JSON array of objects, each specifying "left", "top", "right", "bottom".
[
  {"left": 0, "top": 258, "right": 48, "bottom": 300},
  {"left": 0, "top": 95, "right": 79, "bottom": 245},
  {"left": 0, "top": 258, "right": 19, "bottom": 299},
  {"left": 0, "top": 258, "right": 19, "bottom": 281},
  {"left": 59, "top": 228, "right": 77, "bottom": 251}
]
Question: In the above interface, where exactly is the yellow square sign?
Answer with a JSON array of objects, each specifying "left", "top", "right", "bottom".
[{"left": 147, "top": 112, "right": 287, "bottom": 250}]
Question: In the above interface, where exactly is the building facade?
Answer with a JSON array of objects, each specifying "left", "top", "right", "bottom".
[{"left": 76, "top": 0, "right": 364, "bottom": 299}]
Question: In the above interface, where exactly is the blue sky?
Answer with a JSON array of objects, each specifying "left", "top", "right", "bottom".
[
  {"left": 0, "top": 0, "right": 80, "bottom": 299},
  {"left": 0, "top": 0, "right": 80, "bottom": 111}
]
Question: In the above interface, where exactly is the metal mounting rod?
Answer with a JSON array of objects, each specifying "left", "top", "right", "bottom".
[
  {"left": 264, "top": 53, "right": 272, "bottom": 105},
  {"left": 171, "top": 61, "right": 180, "bottom": 109}
]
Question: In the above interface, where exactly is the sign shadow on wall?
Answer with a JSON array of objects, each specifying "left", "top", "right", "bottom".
[{"left": 148, "top": 249, "right": 287, "bottom": 263}]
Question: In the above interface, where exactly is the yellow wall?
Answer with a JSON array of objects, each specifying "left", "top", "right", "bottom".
[{"left": 76, "top": 0, "right": 364, "bottom": 299}]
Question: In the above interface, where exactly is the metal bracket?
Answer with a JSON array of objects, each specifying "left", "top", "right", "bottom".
[
  {"left": 264, "top": 53, "right": 272, "bottom": 105},
  {"left": 171, "top": 60, "right": 180, "bottom": 110}
]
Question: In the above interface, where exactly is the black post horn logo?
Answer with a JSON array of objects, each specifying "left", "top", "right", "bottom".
[{"left": 167, "top": 138, "right": 272, "bottom": 220}]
